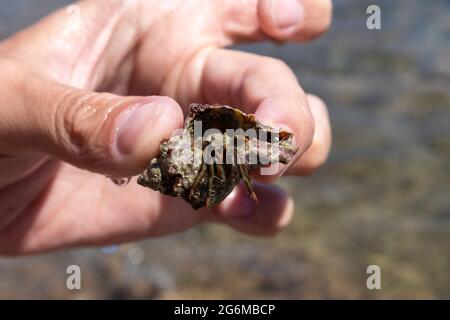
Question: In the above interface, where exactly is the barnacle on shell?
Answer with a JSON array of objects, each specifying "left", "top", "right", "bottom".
[{"left": 137, "top": 103, "right": 298, "bottom": 209}]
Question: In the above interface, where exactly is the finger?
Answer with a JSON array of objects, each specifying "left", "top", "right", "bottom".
[
  {"left": 212, "top": 183, "right": 293, "bottom": 237},
  {"left": 0, "top": 61, "right": 183, "bottom": 177},
  {"left": 141, "top": 183, "right": 293, "bottom": 238},
  {"left": 220, "top": 0, "right": 332, "bottom": 43},
  {"left": 200, "top": 49, "right": 315, "bottom": 181},
  {"left": 286, "top": 94, "right": 332, "bottom": 176},
  {"left": 0, "top": 0, "right": 140, "bottom": 90},
  {"left": 0, "top": 172, "right": 293, "bottom": 254}
]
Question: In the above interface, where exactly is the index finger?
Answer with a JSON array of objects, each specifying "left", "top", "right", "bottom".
[{"left": 199, "top": 48, "right": 315, "bottom": 181}]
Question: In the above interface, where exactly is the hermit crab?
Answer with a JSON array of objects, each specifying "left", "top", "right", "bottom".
[{"left": 137, "top": 103, "right": 298, "bottom": 209}]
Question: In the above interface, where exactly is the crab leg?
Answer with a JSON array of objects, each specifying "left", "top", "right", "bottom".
[
  {"left": 189, "top": 160, "right": 207, "bottom": 200},
  {"left": 205, "top": 164, "right": 217, "bottom": 208},
  {"left": 215, "top": 162, "right": 226, "bottom": 182},
  {"left": 238, "top": 164, "right": 258, "bottom": 203}
]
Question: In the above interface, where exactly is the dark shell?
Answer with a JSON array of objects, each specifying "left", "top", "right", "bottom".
[{"left": 137, "top": 103, "right": 298, "bottom": 209}]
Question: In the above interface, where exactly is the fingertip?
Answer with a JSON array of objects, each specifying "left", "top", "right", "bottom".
[
  {"left": 306, "top": 94, "right": 328, "bottom": 114},
  {"left": 258, "top": 0, "right": 303, "bottom": 39},
  {"left": 254, "top": 97, "right": 315, "bottom": 158},
  {"left": 301, "top": 0, "right": 333, "bottom": 41},
  {"left": 258, "top": 0, "right": 332, "bottom": 41},
  {"left": 306, "top": 94, "right": 331, "bottom": 146},
  {"left": 286, "top": 93, "right": 332, "bottom": 176},
  {"left": 216, "top": 183, "right": 293, "bottom": 236},
  {"left": 216, "top": 184, "right": 257, "bottom": 219}
]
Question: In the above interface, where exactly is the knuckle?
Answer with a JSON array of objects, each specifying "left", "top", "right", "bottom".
[
  {"left": 54, "top": 90, "right": 114, "bottom": 164},
  {"left": 264, "top": 57, "right": 292, "bottom": 73},
  {"left": 255, "top": 57, "right": 297, "bottom": 82}
]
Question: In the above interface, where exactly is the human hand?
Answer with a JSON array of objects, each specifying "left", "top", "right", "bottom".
[{"left": 0, "top": 0, "right": 332, "bottom": 255}]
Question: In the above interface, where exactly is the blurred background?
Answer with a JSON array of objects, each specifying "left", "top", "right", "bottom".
[{"left": 0, "top": 0, "right": 449, "bottom": 299}]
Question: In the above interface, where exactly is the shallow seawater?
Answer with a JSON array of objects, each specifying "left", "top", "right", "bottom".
[{"left": 0, "top": 0, "right": 449, "bottom": 298}]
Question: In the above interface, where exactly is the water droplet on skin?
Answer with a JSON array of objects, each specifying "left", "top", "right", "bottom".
[{"left": 107, "top": 176, "right": 131, "bottom": 187}]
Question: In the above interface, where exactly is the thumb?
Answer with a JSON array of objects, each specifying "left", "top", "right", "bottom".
[{"left": 0, "top": 62, "right": 184, "bottom": 177}]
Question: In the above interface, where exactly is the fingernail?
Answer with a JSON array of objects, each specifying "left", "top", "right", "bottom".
[
  {"left": 116, "top": 102, "right": 159, "bottom": 155},
  {"left": 272, "top": 0, "right": 303, "bottom": 29}
]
